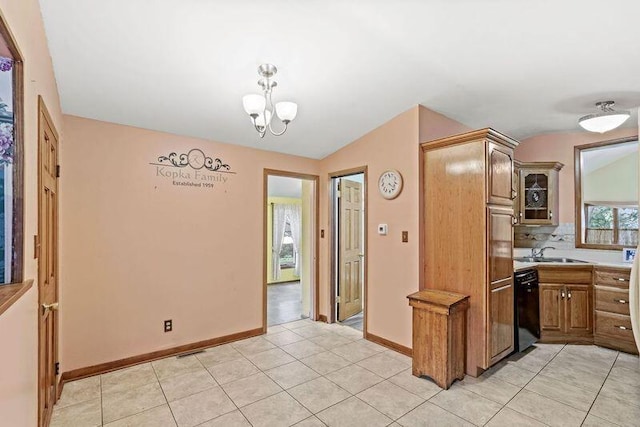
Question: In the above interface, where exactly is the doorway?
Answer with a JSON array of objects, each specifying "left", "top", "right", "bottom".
[
  {"left": 263, "top": 170, "right": 319, "bottom": 330},
  {"left": 38, "top": 97, "right": 60, "bottom": 427},
  {"left": 330, "top": 168, "right": 367, "bottom": 334}
]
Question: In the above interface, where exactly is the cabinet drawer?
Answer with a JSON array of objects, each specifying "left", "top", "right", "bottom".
[
  {"left": 595, "top": 286, "right": 630, "bottom": 315},
  {"left": 595, "top": 269, "right": 631, "bottom": 289},
  {"left": 538, "top": 267, "right": 592, "bottom": 284},
  {"left": 595, "top": 311, "right": 635, "bottom": 342}
]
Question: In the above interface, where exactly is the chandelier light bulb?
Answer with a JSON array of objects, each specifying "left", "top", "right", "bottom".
[
  {"left": 276, "top": 102, "right": 298, "bottom": 123},
  {"left": 242, "top": 94, "right": 266, "bottom": 117},
  {"left": 254, "top": 110, "right": 272, "bottom": 128}
]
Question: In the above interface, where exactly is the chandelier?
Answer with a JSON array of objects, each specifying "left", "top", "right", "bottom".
[
  {"left": 242, "top": 64, "right": 298, "bottom": 138},
  {"left": 578, "top": 101, "right": 630, "bottom": 133}
]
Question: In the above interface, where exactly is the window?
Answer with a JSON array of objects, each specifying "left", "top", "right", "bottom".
[
  {"left": 279, "top": 221, "right": 296, "bottom": 269},
  {"left": 576, "top": 137, "right": 638, "bottom": 249},
  {"left": 0, "top": 17, "right": 24, "bottom": 285},
  {"left": 585, "top": 204, "right": 638, "bottom": 246}
]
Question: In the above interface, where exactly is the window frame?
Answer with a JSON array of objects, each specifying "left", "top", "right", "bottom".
[
  {"left": 278, "top": 221, "right": 296, "bottom": 270},
  {"left": 584, "top": 203, "right": 638, "bottom": 246},
  {"left": 575, "top": 136, "right": 639, "bottom": 250}
]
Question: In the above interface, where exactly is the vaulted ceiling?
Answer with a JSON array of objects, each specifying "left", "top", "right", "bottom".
[{"left": 39, "top": 0, "right": 640, "bottom": 159}]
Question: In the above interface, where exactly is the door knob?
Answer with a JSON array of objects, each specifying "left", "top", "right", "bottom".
[{"left": 42, "top": 302, "right": 59, "bottom": 312}]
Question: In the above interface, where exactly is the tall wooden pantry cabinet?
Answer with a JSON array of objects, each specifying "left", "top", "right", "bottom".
[{"left": 421, "top": 128, "right": 518, "bottom": 377}]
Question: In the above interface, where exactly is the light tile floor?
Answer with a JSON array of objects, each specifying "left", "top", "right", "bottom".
[
  {"left": 51, "top": 319, "right": 640, "bottom": 427},
  {"left": 339, "top": 312, "right": 363, "bottom": 331},
  {"left": 267, "top": 282, "right": 303, "bottom": 326}
]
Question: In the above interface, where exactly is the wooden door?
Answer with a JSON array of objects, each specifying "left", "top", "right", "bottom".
[
  {"left": 540, "top": 284, "right": 564, "bottom": 332},
  {"left": 488, "top": 207, "right": 514, "bottom": 286},
  {"left": 565, "top": 284, "right": 592, "bottom": 334},
  {"left": 488, "top": 281, "right": 514, "bottom": 364},
  {"left": 487, "top": 142, "right": 514, "bottom": 206},
  {"left": 38, "top": 100, "right": 59, "bottom": 427},
  {"left": 487, "top": 206, "right": 514, "bottom": 365},
  {"left": 338, "top": 179, "right": 363, "bottom": 321}
]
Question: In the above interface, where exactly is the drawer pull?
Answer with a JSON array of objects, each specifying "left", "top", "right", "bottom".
[
  {"left": 561, "top": 291, "right": 566, "bottom": 299},
  {"left": 616, "top": 299, "right": 628, "bottom": 304},
  {"left": 616, "top": 278, "right": 628, "bottom": 282},
  {"left": 615, "top": 325, "right": 629, "bottom": 330}
]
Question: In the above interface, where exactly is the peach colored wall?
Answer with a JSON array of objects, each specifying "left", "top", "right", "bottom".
[
  {"left": 59, "top": 115, "right": 318, "bottom": 371},
  {"left": 318, "top": 106, "right": 470, "bottom": 349},
  {"left": 515, "top": 128, "right": 638, "bottom": 224},
  {"left": 0, "top": 0, "right": 64, "bottom": 425}
]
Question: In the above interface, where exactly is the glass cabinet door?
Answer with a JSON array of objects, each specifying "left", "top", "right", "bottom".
[
  {"left": 523, "top": 171, "right": 549, "bottom": 221},
  {"left": 516, "top": 162, "right": 562, "bottom": 226}
]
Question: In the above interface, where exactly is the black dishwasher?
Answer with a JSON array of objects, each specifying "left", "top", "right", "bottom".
[{"left": 514, "top": 269, "right": 540, "bottom": 352}]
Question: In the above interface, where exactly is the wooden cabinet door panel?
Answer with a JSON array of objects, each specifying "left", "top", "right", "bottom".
[
  {"left": 540, "top": 284, "right": 563, "bottom": 332},
  {"left": 487, "top": 142, "right": 514, "bottom": 206},
  {"left": 488, "top": 207, "right": 514, "bottom": 286},
  {"left": 566, "top": 285, "right": 592, "bottom": 334},
  {"left": 488, "top": 279, "right": 514, "bottom": 365}
]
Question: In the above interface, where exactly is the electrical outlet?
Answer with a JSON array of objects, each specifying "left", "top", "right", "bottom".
[
  {"left": 402, "top": 231, "right": 408, "bottom": 243},
  {"left": 164, "top": 319, "right": 172, "bottom": 332}
]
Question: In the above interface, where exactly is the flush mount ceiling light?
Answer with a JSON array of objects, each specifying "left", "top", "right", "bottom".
[
  {"left": 578, "top": 101, "right": 630, "bottom": 133},
  {"left": 242, "top": 64, "right": 298, "bottom": 138}
]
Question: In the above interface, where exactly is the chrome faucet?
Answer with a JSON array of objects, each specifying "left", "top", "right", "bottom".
[{"left": 531, "top": 246, "right": 556, "bottom": 259}]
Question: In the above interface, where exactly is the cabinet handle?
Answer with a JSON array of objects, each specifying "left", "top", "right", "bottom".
[
  {"left": 567, "top": 291, "right": 572, "bottom": 299},
  {"left": 616, "top": 278, "right": 628, "bottom": 282},
  {"left": 512, "top": 215, "right": 518, "bottom": 225},
  {"left": 615, "top": 325, "right": 629, "bottom": 330},
  {"left": 561, "top": 291, "right": 565, "bottom": 299},
  {"left": 616, "top": 299, "right": 628, "bottom": 304},
  {"left": 549, "top": 211, "right": 553, "bottom": 219}
]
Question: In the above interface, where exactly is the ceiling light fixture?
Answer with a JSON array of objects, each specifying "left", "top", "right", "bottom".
[
  {"left": 242, "top": 64, "right": 297, "bottom": 138},
  {"left": 578, "top": 101, "right": 630, "bottom": 133}
]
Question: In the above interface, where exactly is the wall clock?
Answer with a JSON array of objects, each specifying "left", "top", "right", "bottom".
[{"left": 378, "top": 169, "right": 403, "bottom": 200}]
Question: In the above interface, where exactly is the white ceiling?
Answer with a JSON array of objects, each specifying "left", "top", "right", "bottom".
[
  {"left": 39, "top": 0, "right": 640, "bottom": 159},
  {"left": 268, "top": 176, "right": 301, "bottom": 198},
  {"left": 582, "top": 140, "right": 638, "bottom": 174}
]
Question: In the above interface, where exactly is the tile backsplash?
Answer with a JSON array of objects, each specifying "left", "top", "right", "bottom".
[{"left": 514, "top": 223, "right": 575, "bottom": 249}]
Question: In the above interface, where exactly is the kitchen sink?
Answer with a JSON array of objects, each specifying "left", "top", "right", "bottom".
[{"left": 514, "top": 257, "right": 589, "bottom": 263}]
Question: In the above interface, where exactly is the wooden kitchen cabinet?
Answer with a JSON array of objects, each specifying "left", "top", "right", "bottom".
[
  {"left": 489, "top": 280, "right": 515, "bottom": 364},
  {"left": 538, "top": 266, "right": 593, "bottom": 343},
  {"left": 565, "top": 284, "right": 593, "bottom": 334},
  {"left": 421, "top": 128, "right": 518, "bottom": 376},
  {"left": 513, "top": 161, "right": 521, "bottom": 224},
  {"left": 407, "top": 290, "right": 469, "bottom": 389},
  {"left": 518, "top": 162, "right": 563, "bottom": 226},
  {"left": 488, "top": 142, "right": 516, "bottom": 206},
  {"left": 540, "top": 284, "right": 563, "bottom": 332},
  {"left": 594, "top": 267, "right": 638, "bottom": 354}
]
